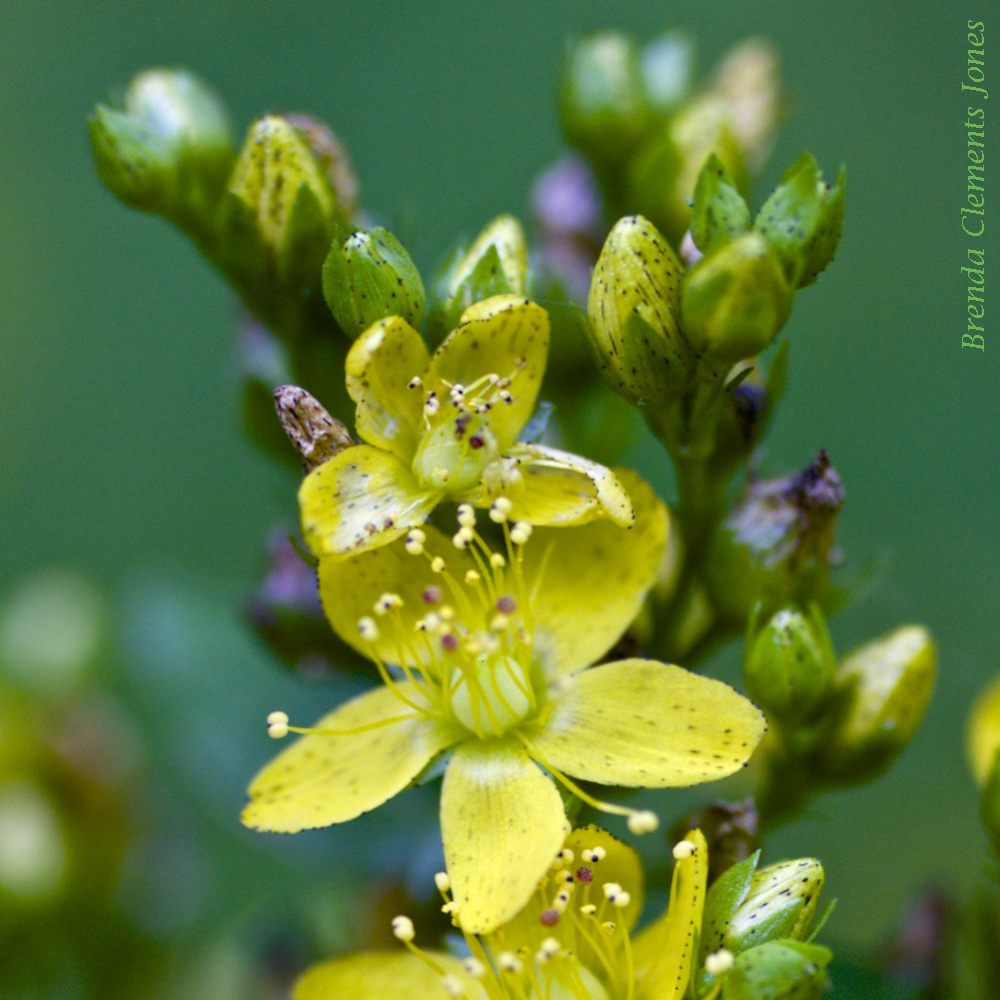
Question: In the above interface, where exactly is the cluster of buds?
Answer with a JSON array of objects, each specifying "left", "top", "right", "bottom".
[{"left": 558, "top": 31, "right": 782, "bottom": 243}]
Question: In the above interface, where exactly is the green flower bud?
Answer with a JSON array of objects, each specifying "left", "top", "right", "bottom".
[
  {"left": 559, "top": 32, "right": 652, "bottom": 166},
  {"left": 690, "top": 153, "right": 752, "bottom": 256},
  {"left": 755, "top": 153, "right": 845, "bottom": 288},
  {"left": 681, "top": 231, "right": 791, "bottom": 364},
  {"left": 322, "top": 227, "right": 425, "bottom": 337},
  {"left": 586, "top": 215, "right": 689, "bottom": 404},
  {"left": 283, "top": 114, "right": 361, "bottom": 223},
  {"left": 980, "top": 752, "right": 1000, "bottom": 854},
  {"left": 89, "top": 68, "right": 233, "bottom": 220},
  {"left": 723, "top": 940, "right": 832, "bottom": 1000},
  {"left": 745, "top": 605, "right": 836, "bottom": 722},
  {"left": 220, "top": 115, "right": 339, "bottom": 288},
  {"left": 822, "top": 626, "right": 936, "bottom": 781},
  {"left": 428, "top": 215, "right": 528, "bottom": 340},
  {"left": 722, "top": 859, "right": 825, "bottom": 954}
]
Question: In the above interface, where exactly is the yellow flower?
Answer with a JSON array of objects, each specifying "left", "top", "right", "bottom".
[
  {"left": 299, "top": 294, "right": 634, "bottom": 558},
  {"left": 243, "top": 473, "right": 765, "bottom": 933},
  {"left": 292, "top": 827, "right": 712, "bottom": 1000},
  {"left": 292, "top": 827, "right": 829, "bottom": 1000}
]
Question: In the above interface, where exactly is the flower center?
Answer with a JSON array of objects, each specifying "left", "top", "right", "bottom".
[
  {"left": 412, "top": 412, "right": 494, "bottom": 494},
  {"left": 450, "top": 654, "right": 532, "bottom": 736}
]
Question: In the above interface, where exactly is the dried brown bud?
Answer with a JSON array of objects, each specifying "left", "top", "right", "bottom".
[{"left": 274, "top": 385, "right": 353, "bottom": 472}]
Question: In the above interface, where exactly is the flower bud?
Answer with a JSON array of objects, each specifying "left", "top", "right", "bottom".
[
  {"left": 967, "top": 676, "right": 1000, "bottom": 787},
  {"left": 980, "top": 752, "right": 1000, "bottom": 853},
  {"left": 282, "top": 113, "right": 360, "bottom": 222},
  {"left": 322, "top": 227, "right": 425, "bottom": 337},
  {"left": 681, "top": 231, "right": 791, "bottom": 364},
  {"left": 723, "top": 940, "right": 831, "bottom": 1000},
  {"left": 559, "top": 32, "right": 652, "bottom": 167},
  {"left": 428, "top": 215, "right": 529, "bottom": 340},
  {"left": 640, "top": 30, "right": 695, "bottom": 114},
  {"left": 706, "top": 451, "right": 844, "bottom": 624},
  {"left": 690, "top": 154, "right": 752, "bottom": 256},
  {"left": 586, "top": 215, "right": 690, "bottom": 404},
  {"left": 722, "top": 859, "right": 825, "bottom": 953},
  {"left": 744, "top": 605, "right": 836, "bottom": 723},
  {"left": 220, "top": 115, "right": 339, "bottom": 288},
  {"left": 89, "top": 68, "right": 233, "bottom": 218},
  {"left": 755, "top": 153, "right": 845, "bottom": 289},
  {"left": 822, "top": 626, "right": 936, "bottom": 782}
]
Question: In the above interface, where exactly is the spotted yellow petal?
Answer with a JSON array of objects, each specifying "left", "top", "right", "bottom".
[
  {"left": 524, "top": 469, "right": 668, "bottom": 678},
  {"left": 470, "top": 442, "right": 634, "bottom": 527},
  {"left": 441, "top": 738, "right": 569, "bottom": 934},
  {"left": 242, "top": 683, "right": 457, "bottom": 832},
  {"left": 346, "top": 316, "right": 430, "bottom": 461},
  {"left": 293, "top": 952, "right": 480, "bottom": 1000},
  {"left": 525, "top": 659, "right": 765, "bottom": 787},
  {"left": 318, "top": 524, "right": 474, "bottom": 663},
  {"left": 426, "top": 295, "right": 549, "bottom": 448},
  {"left": 299, "top": 444, "right": 438, "bottom": 558},
  {"left": 633, "top": 829, "right": 708, "bottom": 1000},
  {"left": 969, "top": 676, "right": 1000, "bottom": 786}
]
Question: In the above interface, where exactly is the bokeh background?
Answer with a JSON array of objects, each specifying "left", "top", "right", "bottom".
[{"left": 2, "top": 1, "right": 998, "bottom": 997}]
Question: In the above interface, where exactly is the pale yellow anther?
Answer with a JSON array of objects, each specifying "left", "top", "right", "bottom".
[
  {"left": 358, "top": 616, "right": 379, "bottom": 642},
  {"left": 555, "top": 848, "right": 575, "bottom": 865},
  {"left": 375, "top": 592, "right": 403, "bottom": 615},
  {"left": 267, "top": 710, "right": 289, "bottom": 739},
  {"left": 628, "top": 810, "right": 660, "bottom": 835},
  {"left": 490, "top": 613, "right": 511, "bottom": 632},
  {"left": 441, "top": 974, "right": 464, "bottom": 997},
  {"left": 612, "top": 891, "right": 631, "bottom": 909},
  {"left": 496, "top": 376, "right": 511, "bottom": 389},
  {"left": 464, "top": 639, "right": 484, "bottom": 656},
  {"left": 431, "top": 557, "right": 446, "bottom": 573},
  {"left": 405, "top": 538, "right": 424, "bottom": 555},
  {"left": 510, "top": 522, "right": 532, "bottom": 545},
  {"left": 490, "top": 552, "right": 506, "bottom": 568},
  {"left": 425, "top": 395, "right": 440, "bottom": 415},
  {"left": 583, "top": 846, "right": 606, "bottom": 863},
  {"left": 580, "top": 904, "right": 597, "bottom": 916},
  {"left": 464, "top": 569, "right": 482, "bottom": 584},
  {"left": 441, "top": 901, "right": 458, "bottom": 915},
  {"left": 499, "top": 389, "right": 514, "bottom": 404},
  {"left": 434, "top": 467, "right": 450, "bottom": 482},
  {"left": 601, "top": 922, "right": 616, "bottom": 935},
  {"left": 450, "top": 384, "right": 465, "bottom": 398},
  {"left": 602, "top": 882, "right": 623, "bottom": 901},
  {"left": 498, "top": 952, "right": 522, "bottom": 974},
  {"left": 463, "top": 957, "right": 486, "bottom": 978},
  {"left": 705, "top": 950, "right": 735, "bottom": 976},
  {"left": 439, "top": 606, "right": 455, "bottom": 622},
  {"left": 453, "top": 527, "right": 474, "bottom": 549},
  {"left": 672, "top": 839, "right": 696, "bottom": 860},
  {"left": 434, "top": 872, "right": 451, "bottom": 893},
  {"left": 457, "top": 505, "right": 476, "bottom": 529},
  {"left": 267, "top": 710, "right": 289, "bottom": 726},
  {"left": 408, "top": 376, "right": 422, "bottom": 389},
  {"left": 540, "top": 937, "right": 561, "bottom": 959},
  {"left": 408, "top": 527, "right": 427, "bottom": 543},
  {"left": 489, "top": 497, "right": 514, "bottom": 523},
  {"left": 391, "top": 915, "right": 415, "bottom": 942}
]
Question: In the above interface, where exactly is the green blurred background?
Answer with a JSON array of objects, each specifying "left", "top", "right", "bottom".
[{"left": 2, "top": 0, "right": 998, "bottom": 996}]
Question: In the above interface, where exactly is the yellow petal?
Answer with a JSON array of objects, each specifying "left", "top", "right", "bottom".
[
  {"left": 293, "top": 951, "right": 479, "bottom": 1000},
  {"left": 476, "top": 442, "right": 634, "bottom": 527},
  {"left": 346, "top": 316, "right": 430, "bottom": 461},
  {"left": 523, "top": 469, "right": 668, "bottom": 677},
  {"left": 969, "top": 676, "right": 1000, "bottom": 786},
  {"left": 318, "top": 523, "right": 474, "bottom": 663},
  {"left": 427, "top": 295, "right": 549, "bottom": 448},
  {"left": 441, "top": 738, "right": 569, "bottom": 934},
  {"left": 242, "top": 683, "right": 456, "bottom": 832},
  {"left": 633, "top": 829, "right": 708, "bottom": 1000},
  {"left": 525, "top": 659, "right": 766, "bottom": 787},
  {"left": 299, "top": 445, "right": 438, "bottom": 558}
]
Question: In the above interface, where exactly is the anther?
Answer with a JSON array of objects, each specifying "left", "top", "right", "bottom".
[
  {"left": 612, "top": 891, "right": 631, "bottom": 909},
  {"left": 705, "top": 950, "right": 735, "bottom": 976},
  {"left": 425, "top": 394, "right": 440, "bottom": 416},
  {"left": 628, "top": 810, "right": 659, "bottom": 835},
  {"left": 496, "top": 595, "right": 517, "bottom": 615},
  {"left": 453, "top": 526, "right": 474, "bottom": 549},
  {"left": 375, "top": 593, "right": 403, "bottom": 615},
  {"left": 673, "top": 839, "right": 696, "bottom": 860},
  {"left": 405, "top": 536, "right": 425, "bottom": 555},
  {"left": 490, "top": 613, "right": 511, "bottom": 632},
  {"left": 603, "top": 882, "right": 623, "bottom": 901},
  {"left": 391, "top": 915, "right": 415, "bottom": 942},
  {"left": 490, "top": 553, "right": 506, "bottom": 568},
  {"left": 540, "top": 908, "right": 560, "bottom": 926},
  {"left": 408, "top": 376, "right": 422, "bottom": 389},
  {"left": 422, "top": 586, "right": 443, "bottom": 605},
  {"left": 575, "top": 866, "right": 593, "bottom": 884},
  {"left": 434, "top": 872, "right": 451, "bottom": 893},
  {"left": 463, "top": 957, "right": 486, "bottom": 978},
  {"left": 539, "top": 937, "right": 561, "bottom": 959},
  {"left": 489, "top": 497, "right": 514, "bottom": 523},
  {"left": 555, "top": 848, "right": 575, "bottom": 865},
  {"left": 464, "top": 570, "right": 481, "bottom": 584},
  {"left": 457, "top": 503, "right": 476, "bottom": 528},
  {"left": 431, "top": 557, "right": 446, "bottom": 573},
  {"left": 580, "top": 904, "right": 597, "bottom": 916},
  {"left": 266, "top": 710, "right": 289, "bottom": 739},
  {"left": 441, "top": 974, "right": 464, "bottom": 997},
  {"left": 499, "top": 390, "right": 514, "bottom": 404},
  {"left": 358, "top": 616, "right": 379, "bottom": 642},
  {"left": 498, "top": 952, "right": 522, "bottom": 974},
  {"left": 510, "top": 522, "right": 532, "bottom": 545},
  {"left": 582, "top": 847, "right": 606, "bottom": 863},
  {"left": 439, "top": 606, "right": 455, "bottom": 622}
]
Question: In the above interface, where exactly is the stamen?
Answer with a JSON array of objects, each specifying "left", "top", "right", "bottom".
[
  {"left": 672, "top": 839, "right": 696, "bottom": 860},
  {"left": 434, "top": 872, "right": 451, "bottom": 893},
  {"left": 453, "top": 526, "right": 474, "bottom": 549},
  {"left": 457, "top": 503, "right": 476, "bottom": 528},
  {"left": 392, "top": 916, "right": 415, "bottom": 942},
  {"left": 497, "top": 952, "right": 522, "bottom": 974},
  {"left": 408, "top": 376, "right": 422, "bottom": 389},
  {"left": 705, "top": 950, "right": 734, "bottom": 976},
  {"left": 267, "top": 710, "right": 289, "bottom": 739},
  {"left": 358, "top": 616, "right": 379, "bottom": 642},
  {"left": 627, "top": 811, "right": 659, "bottom": 835},
  {"left": 583, "top": 847, "right": 606, "bottom": 863},
  {"left": 375, "top": 593, "right": 404, "bottom": 615},
  {"left": 510, "top": 521, "right": 532, "bottom": 545},
  {"left": 463, "top": 957, "right": 486, "bottom": 978},
  {"left": 440, "top": 975, "right": 464, "bottom": 998},
  {"left": 490, "top": 553, "right": 506, "bottom": 568},
  {"left": 464, "top": 570, "right": 481, "bottom": 584},
  {"left": 489, "top": 497, "right": 514, "bottom": 523},
  {"left": 431, "top": 557, "right": 446, "bottom": 573},
  {"left": 424, "top": 393, "right": 440, "bottom": 416}
]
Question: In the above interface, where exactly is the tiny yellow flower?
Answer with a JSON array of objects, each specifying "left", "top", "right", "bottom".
[
  {"left": 244, "top": 473, "right": 766, "bottom": 934},
  {"left": 298, "top": 294, "right": 635, "bottom": 558}
]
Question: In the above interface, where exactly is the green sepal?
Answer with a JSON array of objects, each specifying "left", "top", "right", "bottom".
[
  {"left": 691, "top": 153, "right": 752, "bottom": 255},
  {"left": 723, "top": 940, "right": 832, "bottom": 1000},
  {"left": 559, "top": 31, "right": 652, "bottom": 167},
  {"left": 701, "top": 850, "right": 761, "bottom": 955},
  {"left": 755, "top": 153, "right": 845, "bottom": 288},
  {"left": 427, "top": 243, "right": 515, "bottom": 343},
  {"left": 322, "top": 226, "right": 426, "bottom": 338},
  {"left": 680, "top": 231, "right": 791, "bottom": 363}
]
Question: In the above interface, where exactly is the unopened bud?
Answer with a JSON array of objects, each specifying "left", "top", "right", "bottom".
[
  {"left": 587, "top": 214, "right": 689, "bottom": 404},
  {"left": 967, "top": 676, "right": 1000, "bottom": 787},
  {"left": 755, "top": 152, "right": 845, "bottom": 288},
  {"left": 680, "top": 231, "right": 791, "bottom": 364},
  {"left": 744, "top": 605, "right": 836, "bottom": 722},
  {"left": 559, "top": 32, "right": 651, "bottom": 166},
  {"left": 282, "top": 113, "right": 360, "bottom": 222},
  {"left": 274, "top": 386, "right": 353, "bottom": 472},
  {"left": 723, "top": 940, "right": 831, "bottom": 1000},
  {"left": 689, "top": 153, "right": 752, "bottom": 256},
  {"left": 89, "top": 68, "right": 233, "bottom": 218},
  {"left": 323, "top": 227, "right": 425, "bottom": 337},
  {"left": 822, "top": 626, "right": 936, "bottom": 781}
]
